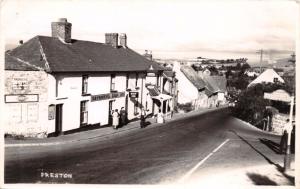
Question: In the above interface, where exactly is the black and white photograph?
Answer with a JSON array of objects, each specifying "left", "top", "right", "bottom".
[{"left": 1, "top": 0, "right": 299, "bottom": 188}]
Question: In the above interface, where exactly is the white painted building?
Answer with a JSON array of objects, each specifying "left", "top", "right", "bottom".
[
  {"left": 4, "top": 18, "right": 170, "bottom": 137},
  {"left": 248, "top": 68, "right": 285, "bottom": 88}
]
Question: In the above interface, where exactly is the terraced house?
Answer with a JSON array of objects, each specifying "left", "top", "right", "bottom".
[{"left": 4, "top": 18, "right": 174, "bottom": 137}]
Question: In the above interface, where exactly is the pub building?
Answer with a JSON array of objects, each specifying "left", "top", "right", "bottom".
[{"left": 4, "top": 18, "right": 174, "bottom": 137}]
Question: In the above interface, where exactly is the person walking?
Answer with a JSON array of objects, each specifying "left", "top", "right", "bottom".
[
  {"left": 120, "top": 107, "right": 127, "bottom": 127},
  {"left": 280, "top": 119, "right": 291, "bottom": 154},
  {"left": 157, "top": 109, "right": 164, "bottom": 123},
  {"left": 140, "top": 108, "right": 146, "bottom": 128},
  {"left": 112, "top": 109, "right": 120, "bottom": 129}
]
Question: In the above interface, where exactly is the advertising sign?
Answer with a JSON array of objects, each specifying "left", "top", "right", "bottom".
[{"left": 129, "top": 92, "right": 139, "bottom": 98}]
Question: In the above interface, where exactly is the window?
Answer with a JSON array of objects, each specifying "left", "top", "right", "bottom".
[
  {"left": 111, "top": 74, "right": 116, "bottom": 91},
  {"left": 82, "top": 75, "right": 88, "bottom": 95},
  {"left": 274, "top": 77, "right": 279, "bottom": 83},
  {"left": 80, "top": 101, "right": 88, "bottom": 125}
]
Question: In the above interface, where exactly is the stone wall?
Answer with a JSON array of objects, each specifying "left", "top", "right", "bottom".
[
  {"left": 4, "top": 71, "right": 49, "bottom": 137},
  {"left": 272, "top": 113, "right": 294, "bottom": 135}
]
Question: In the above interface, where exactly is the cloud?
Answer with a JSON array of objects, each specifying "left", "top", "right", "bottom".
[{"left": 2, "top": 0, "right": 297, "bottom": 60}]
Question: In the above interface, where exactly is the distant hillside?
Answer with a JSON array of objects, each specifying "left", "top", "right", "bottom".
[
  {"left": 272, "top": 58, "right": 294, "bottom": 67},
  {"left": 251, "top": 57, "right": 294, "bottom": 68}
]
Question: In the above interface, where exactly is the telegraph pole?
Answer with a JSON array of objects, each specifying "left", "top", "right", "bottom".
[
  {"left": 256, "top": 49, "right": 263, "bottom": 73},
  {"left": 284, "top": 96, "right": 294, "bottom": 171}
]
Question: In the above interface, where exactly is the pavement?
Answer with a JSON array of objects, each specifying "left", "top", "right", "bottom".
[{"left": 4, "top": 107, "right": 222, "bottom": 147}]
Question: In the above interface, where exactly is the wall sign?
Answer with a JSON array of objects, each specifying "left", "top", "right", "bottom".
[
  {"left": 129, "top": 92, "right": 139, "bottom": 98},
  {"left": 91, "top": 92, "right": 125, "bottom": 102},
  {"left": 5, "top": 94, "right": 39, "bottom": 103},
  {"left": 48, "top": 105, "right": 55, "bottom": 120}
]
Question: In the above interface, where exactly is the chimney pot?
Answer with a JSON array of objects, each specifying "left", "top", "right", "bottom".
[{"left": 119, "top": 33, "right": 127, "bottom": 48}]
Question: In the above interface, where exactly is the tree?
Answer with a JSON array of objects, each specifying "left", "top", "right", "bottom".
[
  {"left": 233, "top": 84, "right": 270, "bottom": 124},
  {"left": 236, "top": 63, "right": 241, "bottom": 70},
  {"left": 241, "top": 63, "right": 251, "bottom": 71}
]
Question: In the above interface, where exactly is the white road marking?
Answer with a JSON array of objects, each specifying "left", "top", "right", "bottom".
[{"left": 178, "top": 139, "right": 230, "bottom": 183}]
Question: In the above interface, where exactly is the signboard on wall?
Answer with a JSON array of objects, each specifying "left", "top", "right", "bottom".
[
  {"left": 5, "top": 94, "right": 39, "bottom": 103},
  {"left": 91, "top": 92, "right": 125, "bottom": 102},
  {"left": 129, "top": 92, "right": 139, "bottom": 98},
  {"left": 48, "top": 105, "right": 55, "bottom": 120}
]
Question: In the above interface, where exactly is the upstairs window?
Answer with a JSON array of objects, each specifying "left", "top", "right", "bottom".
[
  {"left": 111, "top": 74, "right": 116, "bottom": 91},
  {"left": 274, "top": 77, "right": 279, "bottom": 83},
  {"left": 82, "top": 75, "right": 88, "bottom": 95}
]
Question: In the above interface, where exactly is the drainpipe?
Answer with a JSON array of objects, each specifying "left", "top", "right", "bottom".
[{"left": 141, "top": 74, "right": 144, "bottom": 113}]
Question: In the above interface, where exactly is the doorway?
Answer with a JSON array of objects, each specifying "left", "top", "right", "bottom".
[
  {"left": 55, "top": 104, "right": 63, "bottom": 136},
  {"left": 108, "top": 100, "right": 113, "bottom": 125}
]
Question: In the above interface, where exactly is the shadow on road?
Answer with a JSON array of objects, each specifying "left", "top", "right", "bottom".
[
  {"left": 229, "top": 130, "right": 294, "bottom": 185},
  {"left": 246, "top": 173, "right": 277, "bottom": 185},
  {"left": 259, "top": 138, "right": 281, "bottom": 154}
]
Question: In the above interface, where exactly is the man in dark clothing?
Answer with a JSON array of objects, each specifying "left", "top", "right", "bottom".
[
  {"left": 280, "top": 130, "right": 288, "bottom": 154},
  {"left": 120, "top": 107, "right": 127, "bottom": 126},
  {"left": 140, "top": 108, "right": 146, "bottom": 128}
]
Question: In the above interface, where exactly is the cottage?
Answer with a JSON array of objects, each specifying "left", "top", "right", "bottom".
[
  {"left": 248, "top": 68, "right": 285, "bottom": 87},
  {"left": 173, "top": 63, "right": 221, "bottom": 110},
  {"left": 4, "top": 18, "right": 171, "bottom": 137}
]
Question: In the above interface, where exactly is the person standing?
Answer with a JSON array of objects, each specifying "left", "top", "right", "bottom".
[
  {"left": 112, "top": 109, "right": 120, "bottom": 129},
  {"left": 120, "top": 107, "right": 127, "bottom": 126},
  {"left": 280, "top": 119, "right": 291, "bottom": 154},
  {"left": 140, "top": 108, "right": 146, "bottom": 128},
  {"left": 157, "top": 109, "right": 164, "bottom": 123}
]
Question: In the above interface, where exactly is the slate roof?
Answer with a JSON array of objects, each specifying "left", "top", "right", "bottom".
[
  {"left": 210, "top": 76, "right": 227, "bottom": 93},
  {"left": 180, "top": 66, "right": 205, "bottom": 90},
  {"left": 202, "top": 75, "right": 219, "bottom": 96},
  {"left": 5, "top": 36, "right": 164, "bottom": 73}
]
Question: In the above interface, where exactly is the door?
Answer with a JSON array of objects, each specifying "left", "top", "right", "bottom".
[
  {"left": 55, "top": 104, "right": 63, "bottom": 136},
  {"left": 108, "top": 100, "right": 113, "bottom": 125}
]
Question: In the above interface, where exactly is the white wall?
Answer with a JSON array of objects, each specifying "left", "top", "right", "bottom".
[
  {"left": 5, "top": 70, "right": 161, "bottom": 136},
  {"left": 173, "top": 64, "right": 198, "bottom": 104},
  {"left": 53, "top": 73, "right": 127, "bottom": 130}
]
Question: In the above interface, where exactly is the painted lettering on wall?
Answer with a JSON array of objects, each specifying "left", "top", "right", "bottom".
[{"left": 91, "top": 92, "right": 125, "bottom": 102}]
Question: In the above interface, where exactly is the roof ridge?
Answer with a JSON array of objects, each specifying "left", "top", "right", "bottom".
[{"left": 37, "top": 36, "right": 51, "bottom": 72}]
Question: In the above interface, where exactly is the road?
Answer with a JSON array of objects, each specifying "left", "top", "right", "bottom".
[{"left": 5, "top": 108, "right": 286, "bottom": 184}]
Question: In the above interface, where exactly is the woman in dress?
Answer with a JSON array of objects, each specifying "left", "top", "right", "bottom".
[{"left": 112, "top": 109, "right": 120, "bottom": 129}]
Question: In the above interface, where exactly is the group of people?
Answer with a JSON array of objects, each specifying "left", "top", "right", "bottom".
[
  {"left": 111, "top": 107, "right": 127, "bottom": 130},
  {"left": 111, "top": 107, "right": 165, "bottom": 129}
]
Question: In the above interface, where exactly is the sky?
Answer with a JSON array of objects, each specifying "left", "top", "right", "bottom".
[{"left": 1, "top": 0, "right": 298, "bottom": 63}]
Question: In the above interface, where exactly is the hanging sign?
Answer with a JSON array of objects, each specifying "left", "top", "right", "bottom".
[{"left": 129, "top": 92, "right": 139, "bottom": 98}]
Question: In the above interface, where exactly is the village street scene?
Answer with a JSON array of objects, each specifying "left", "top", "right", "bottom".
[{"left": 1, "top": 0, "right": 298, "bottom": 188}]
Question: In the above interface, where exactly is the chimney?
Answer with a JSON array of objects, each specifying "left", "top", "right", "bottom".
[
  {"left": 105, "top": 33, "right": 118, "bottom": 48},
  {"left": 144, "top": 50, "right": 152, "bottom": 61},
  {"left": 119, "top": 33, "right": 127, "bottom": 48},
  {"left": 51, "top": 18, "right": 72, "bottom": 43}
]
